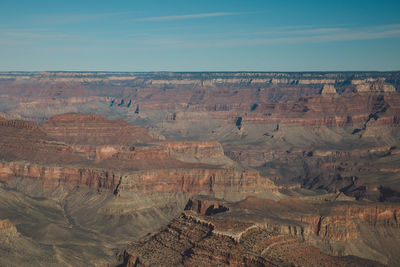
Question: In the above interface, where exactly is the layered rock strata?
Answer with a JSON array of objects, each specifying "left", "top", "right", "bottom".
[
  {"left": 121, "top": 209, "right": 384, "bottom": 267},
  {"left": 0, "top": 114, "right": 277, "bottom": 200}
]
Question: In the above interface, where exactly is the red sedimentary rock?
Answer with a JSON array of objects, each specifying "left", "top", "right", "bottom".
[{"left": 41, "top": 113, "right": 156, "bottom": 145}]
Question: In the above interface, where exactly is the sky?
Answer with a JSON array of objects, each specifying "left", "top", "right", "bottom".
[{"left": 0, "top": 0, "right": 400, "bottom": 71}]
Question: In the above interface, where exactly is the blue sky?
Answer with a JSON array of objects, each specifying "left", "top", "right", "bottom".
[{"left": 1, "top": 0, "right": 400, "bottom": 71}]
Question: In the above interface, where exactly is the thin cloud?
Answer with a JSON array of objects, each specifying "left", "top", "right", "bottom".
[
  {"left": 135, "top": 12, "right": 245, "bottom": 22},
  {"left": 3, "top": 23, "right": 399, "bottom": 50},
  {"left": 33, "top": 12, "right": 132, "bottom": 24},
  {"left": 114, "top": 24, "right": 400, "bottom": 50},
  {"left": 193, "top": 26, "right": 347, "bottom": 39},
  {"left": 205, "top": 24, "right": 400, "bottom": 47},
  {"left": 1, "top": 31, "right": 76, "bottom": 39},
  {"left": 0, "top": 28, "right": 78, "bottom": 40},
  {"left": 289, "top": 27, "right": 345, "bottom": 35}
]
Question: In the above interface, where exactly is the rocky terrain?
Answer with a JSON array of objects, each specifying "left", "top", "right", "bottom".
[
  {"left": 0, "top": 71, "right": 400, "bottom": 266},
  {"left": 121, "top": 203, "right": 387, "bottom": 267},
  {"left": 0, "top": 113, "right": 277, "bottom": 266}
]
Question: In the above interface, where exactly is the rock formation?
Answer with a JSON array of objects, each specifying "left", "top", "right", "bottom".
[
  {"left": 41, "top": 113, "right": 158, "bottom": 145},
  {"left": 0, "top": 114, "right": 277, "bottom": 199},
  {"left": 320, "top": 84, "right": 337, "bottom": 95},
  {"left": 121, "top": 204, "right": 386, "bottom": 266},
  {"left": 0, "top": 71, "right": 400, "bottom": 266}
]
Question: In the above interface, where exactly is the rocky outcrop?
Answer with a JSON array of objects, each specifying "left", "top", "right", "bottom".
[
  {"left": 0, "top": 219, "right": 18, "bottom": 237},
  {"left": 355, "top": 79, "right": 396, "bottom": 93},
  {"left": 320, "top": 84, "right": 337, "bottom": 95},
  {"left": 120, "top": 212, "right": 383, "bottom": 267},
  {"left": 184, "top": 197, "right": 229, "bottom": 215}
]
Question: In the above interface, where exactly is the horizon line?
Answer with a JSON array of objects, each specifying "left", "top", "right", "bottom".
[{"left": 1, "top": 70, "right": 400, "bottom": 73}]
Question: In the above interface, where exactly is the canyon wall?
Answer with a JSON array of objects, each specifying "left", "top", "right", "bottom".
[{"left": 1, "top": 72, "right": 400, "bottom": 266}]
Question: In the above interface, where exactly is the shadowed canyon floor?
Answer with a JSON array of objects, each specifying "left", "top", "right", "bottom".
[{"left": 0, "top": 72, "right": 400, "bottom": 266}]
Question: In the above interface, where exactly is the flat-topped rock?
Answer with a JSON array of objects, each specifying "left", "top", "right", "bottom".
[
  {"left": 42, "top": 113, "right": 156, "bottom": 145},
  {"left": 48, "top": 113, "right": 108, "bottom": 122}
]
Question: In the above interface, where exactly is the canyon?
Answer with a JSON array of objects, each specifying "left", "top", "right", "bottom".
[{"left": 0, "top": 72, "right": 399, "bottom": 266}]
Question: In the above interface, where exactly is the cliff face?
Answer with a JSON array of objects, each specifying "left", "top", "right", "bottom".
[
  {"left": 0, "top": 161, "right": 122, "bottom": 190},
  {"left": 118, "top": 168, "right": 276, "bottom": 198},
  {"left": 0, "top": 114, "right": 277, "bottom": 200},
  {"left": 299, "top": 204, "right": 400, "bottom": 243},
  {"left": 0, "top": 161, "right": 276, "bottom": 199}
]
